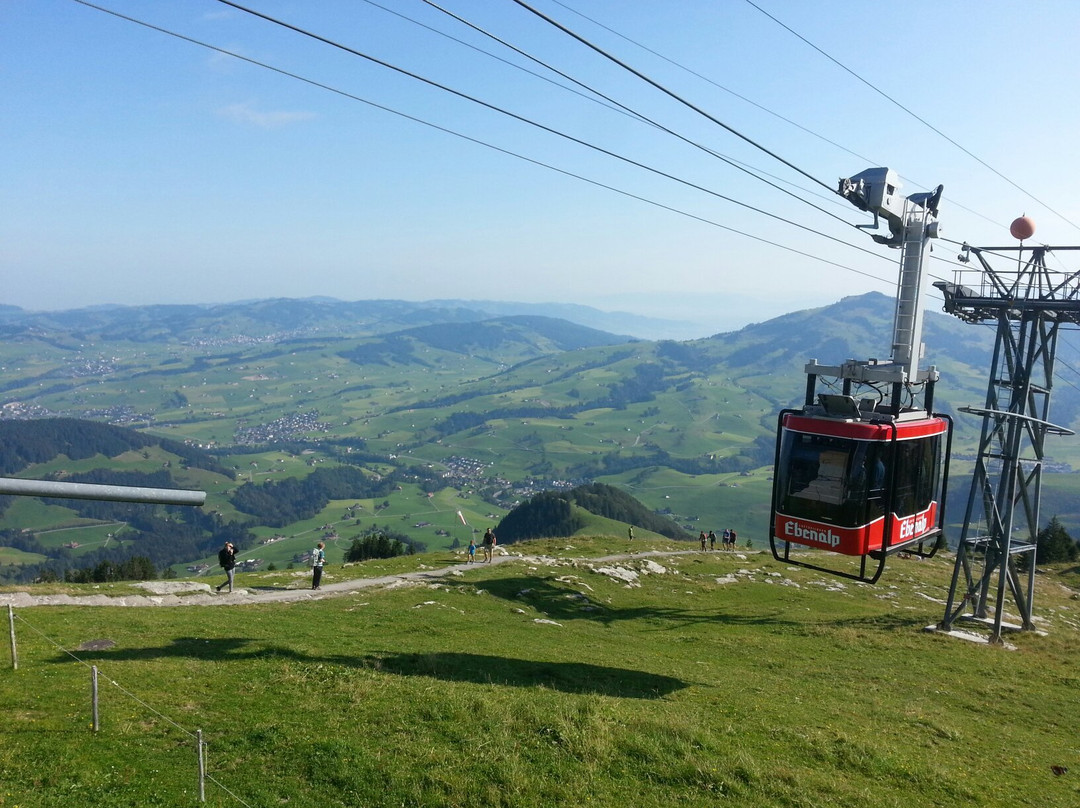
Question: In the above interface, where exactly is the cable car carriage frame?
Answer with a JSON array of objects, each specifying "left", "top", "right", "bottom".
[{"left": 770, "top": 373, "right": 953, "bottom": 584}]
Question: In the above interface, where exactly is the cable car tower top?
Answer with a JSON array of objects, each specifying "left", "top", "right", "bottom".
[
  {"left": 769, "top": 168, "right": 951, "bottom": 584},
  {"left": 815, "top": 167, "right": 945, "bottom": 405}
]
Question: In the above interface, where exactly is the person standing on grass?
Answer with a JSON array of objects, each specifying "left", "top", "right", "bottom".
[
  {"left": 482, "top": 528, "right": 496, "bottom": 562},
  {"left": 216, "top": 541, "right": 237, "bottom": 593},
  {"left": 311, "top": 541, "right": 326, "bottom": 590},
  {"left": 628, "top": 525, "right": 634, "bottom": 542}
]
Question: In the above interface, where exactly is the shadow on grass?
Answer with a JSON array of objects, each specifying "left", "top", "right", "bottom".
[
  {"left": 51, "top": 636, "right": 309, "bottom": 664},
  {"left": 359, "top": 650, "right": 687, "bottom": 699},
  {"left": 52, "top": 639, "right": 687, "bottom": 699},
  {"left": 830, "top": 612, "right": 936, "bottom": 632},
  {"left": 472, "top": 574, "right": 801, "bottom": 629}
]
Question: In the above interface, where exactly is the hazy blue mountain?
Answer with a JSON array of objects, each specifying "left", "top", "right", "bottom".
[
  {"left": 0, "top": 298, "right": 672, "bottom": 343},
  {"left": 421, "top": 299, "right": 699, "bottom": 340},
  {"left": 336, "top": 316, "right": 634, "bottom": 367}
]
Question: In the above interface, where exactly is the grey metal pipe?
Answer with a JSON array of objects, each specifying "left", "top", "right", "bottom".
[{"left": 0, "top": 477, "right": 206, "bottom": 506}]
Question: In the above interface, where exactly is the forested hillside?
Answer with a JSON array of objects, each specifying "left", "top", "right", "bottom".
[
  {"left": 230, "top": 466, "right": 400, "bottom": 527},
  {"left": 496, "top": 483, "right": 692, "bottom": 542},
  {"left": 0, "top": 418, "right": 229, "bottom": 477}
]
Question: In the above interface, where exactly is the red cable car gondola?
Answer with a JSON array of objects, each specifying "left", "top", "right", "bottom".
[{"left": 770, "top": 396, "right": 952, "bottom": 583}]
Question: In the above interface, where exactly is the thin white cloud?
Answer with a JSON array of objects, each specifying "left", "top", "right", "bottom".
[{"left": 218, "top": 102, "right": 316, "bottom": 129}]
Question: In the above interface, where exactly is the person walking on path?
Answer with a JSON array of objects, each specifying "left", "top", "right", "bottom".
[
  {"left": 699, "top": 531, "right": 707, "bottom": 551},
  {"left": 708, "top": 530, "right": 716, "bottom": 550},
  {"left": 481, "top": 528, "right": 496, "bottom": 562},
  {"left": 729, "top": 529, "right": 738, "bottom": 551},
  {"left": 216, "top": 542, "right": 237, "bottom": 593},
  {"left": 722, "top": 528, "right": 731, "bottom": 550},
  {"left": 467, "top": 538, "right": 476, "bottom": 563},
  {"left": 311, "top": 541, "right": 326, "bottom": 590}
]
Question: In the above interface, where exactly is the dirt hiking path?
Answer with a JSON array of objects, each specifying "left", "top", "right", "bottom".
[{"left": 0, "top": 549, "right": 712, "bottom": 608}]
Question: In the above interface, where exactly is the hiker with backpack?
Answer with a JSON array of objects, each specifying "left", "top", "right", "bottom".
[{"left": 216, "top": 541, "right": 237, "bottom": 593}]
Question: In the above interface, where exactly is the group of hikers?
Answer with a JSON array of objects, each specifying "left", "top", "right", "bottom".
[
  {"left": 215, "top": 519, "right": 746, "bottom": 592},
  {"left": 699, "top": 528, "right": 739, "bottom": 551},
  {"left": 627, "top": 524, "right": 742, "bottom": 550},
  {"left": 215, "top": 526, "right": 502, "bottom": 593}
]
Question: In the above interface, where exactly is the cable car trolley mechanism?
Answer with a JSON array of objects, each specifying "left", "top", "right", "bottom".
[{"left": 769, "top": 168, "right": 953, "bottom": 583}]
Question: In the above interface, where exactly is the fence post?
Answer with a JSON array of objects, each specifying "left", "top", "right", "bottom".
[
  {"left": 197, "top": 729, "right": 206, "bottom": 803},
  {"left": 7, "top": 605, "right": 15, "bottom": 671},
  {"left": 91, "top": 665, "right": 99, "bottom": 732}
]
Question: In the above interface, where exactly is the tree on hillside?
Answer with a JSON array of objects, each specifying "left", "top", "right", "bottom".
[
  {"left": 343, "top": 527, "right": 420, "bottom": 561},
  {"left": 65, "top": 556, "right": 158, "bottom": 583},
  {"left": 1036, "top": 516, "right": 1079, "bottom": 565},
  {"left": 496, "top": 491, "right": 584, "bottom": 543}
]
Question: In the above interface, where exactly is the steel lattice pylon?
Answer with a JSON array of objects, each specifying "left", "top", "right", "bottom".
[{"left": 934, "top": 244, "right": 1079, "bottom": 643}]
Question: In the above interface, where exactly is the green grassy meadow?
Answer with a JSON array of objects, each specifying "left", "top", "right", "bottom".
[
  {"left": 2, "top": 537, "right": 1078, "bottom": 807},
  {"left": 0, "top": 546, "right": 46, "bottom": 565}
]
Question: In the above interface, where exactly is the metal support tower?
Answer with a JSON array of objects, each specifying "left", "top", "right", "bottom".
[{"left": 934, "top": 244, "right": 1079, "bottom": 643}]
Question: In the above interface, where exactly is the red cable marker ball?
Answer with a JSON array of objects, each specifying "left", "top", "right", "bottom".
[{"left": 1010, "top": 215, "right": 1036, "bottom": 241}]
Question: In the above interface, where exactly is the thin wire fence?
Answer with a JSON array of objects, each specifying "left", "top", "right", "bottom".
[{"left": 9, "top": 609, "right": 255, "bottom": 808}]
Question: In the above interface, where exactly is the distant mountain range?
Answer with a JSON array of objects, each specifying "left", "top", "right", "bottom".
[
  {"left": 1, "top": 291, "right": 1077, "bottom": 581},
  {"left": 4, "top": 290, "right": 1080, "bottom": 446},
  {"left": 0, "top": 297, "right": 697, "bottom": 342}
]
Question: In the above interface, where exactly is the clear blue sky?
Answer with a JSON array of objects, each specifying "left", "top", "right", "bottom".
[{"left": 4, "top": 0, "right": 1079, "bottom": 332}]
